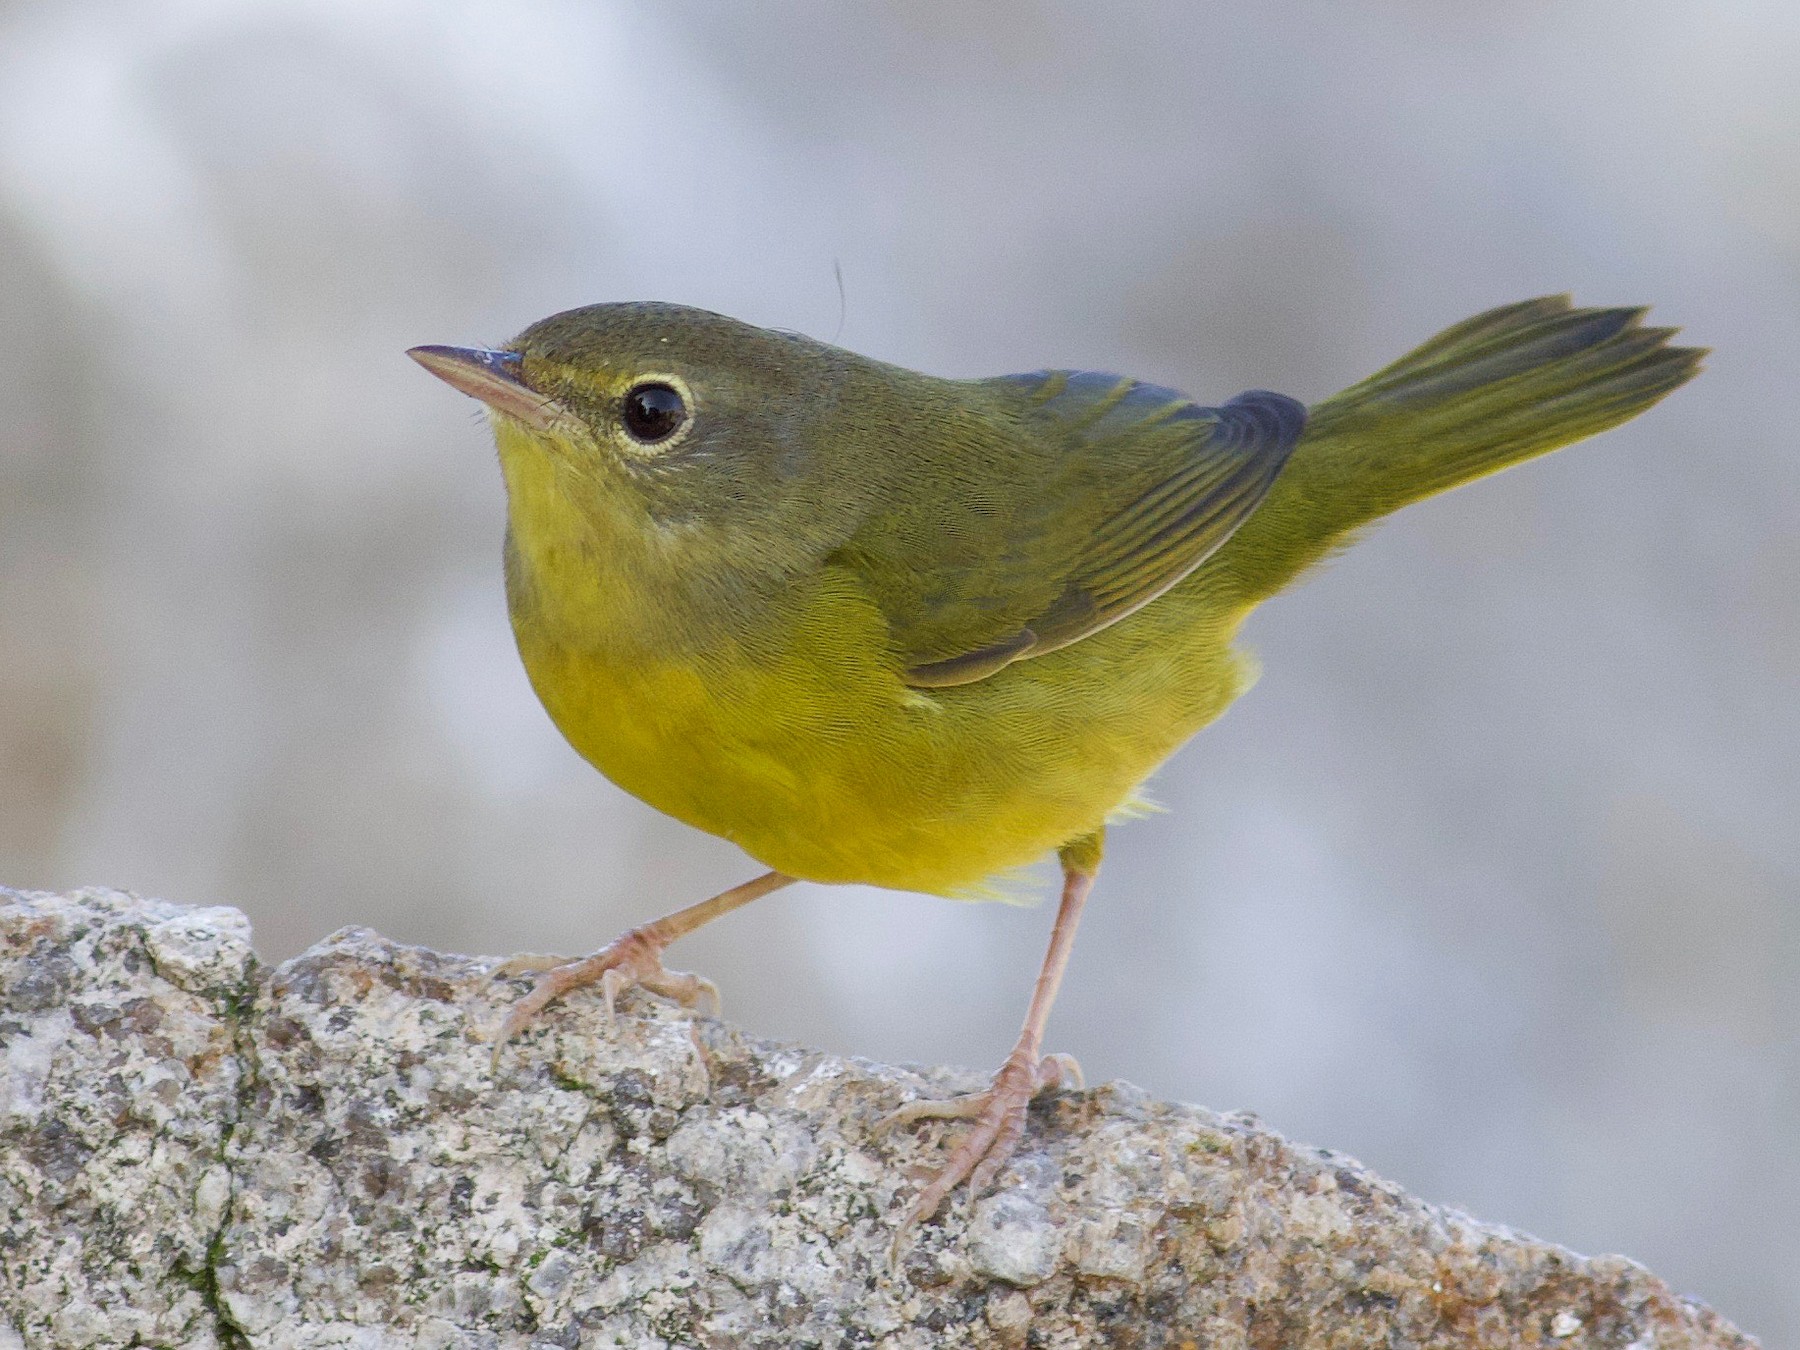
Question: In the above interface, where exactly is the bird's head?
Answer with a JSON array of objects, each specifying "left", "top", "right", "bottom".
[{"left": 410, "top": 302, "right": 877, "bottom": 572}]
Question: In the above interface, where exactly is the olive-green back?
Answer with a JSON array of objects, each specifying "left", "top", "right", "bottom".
[{"left": 832, "top": 295, "right": 1701, "bottom": 688}]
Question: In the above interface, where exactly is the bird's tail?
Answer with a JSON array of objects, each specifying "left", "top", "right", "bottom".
[{"left": 1215, "top": 295, "right": 1705, "bottom": 605}]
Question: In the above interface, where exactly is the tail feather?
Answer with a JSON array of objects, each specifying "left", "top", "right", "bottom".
[{"left": 1213, "top": 295, "right": 1705, "bottom": 605}]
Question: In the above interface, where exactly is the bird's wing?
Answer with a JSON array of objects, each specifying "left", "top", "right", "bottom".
[{"left": 835, "top": 370, "right": 1305, "bottom": 687}]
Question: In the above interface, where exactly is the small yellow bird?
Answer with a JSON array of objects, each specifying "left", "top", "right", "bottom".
[{"left": 410, "top": 295, "right": 1700, "bottom": 1241}]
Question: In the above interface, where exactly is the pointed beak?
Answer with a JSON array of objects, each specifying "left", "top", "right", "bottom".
[{"left": 406, "top": 345, "right": 572, "bottom": 432}]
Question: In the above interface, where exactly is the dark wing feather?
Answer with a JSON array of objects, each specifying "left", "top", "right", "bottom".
[{"left": 842, "top": 369, "right": 1304, "bottom": 688}]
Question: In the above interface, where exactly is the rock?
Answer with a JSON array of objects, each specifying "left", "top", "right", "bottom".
[{"left": 0, "top": 887, "right": 1763, "bottom": 1349}]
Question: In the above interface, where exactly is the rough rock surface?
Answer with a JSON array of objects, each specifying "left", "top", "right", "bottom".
[{"left": 0, "top": 887, "right": 1760, "bottom": 1349}]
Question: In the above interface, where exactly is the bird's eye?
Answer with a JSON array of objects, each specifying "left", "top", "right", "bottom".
[{"left": 620, "top": 381, "right": 688, "bottom": 445}]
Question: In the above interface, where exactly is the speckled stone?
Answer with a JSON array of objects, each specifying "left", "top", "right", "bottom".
[{"left": 0, "top": 888, "right": 1763, "bottom": 1349}]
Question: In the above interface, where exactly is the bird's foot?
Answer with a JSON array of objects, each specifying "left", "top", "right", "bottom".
[
  {"left": 488, "top": 928, "right": 719, "bottom": 1068},
  {"left": 882, "top": 1045, "right": 1082, "bottom": 1259}
]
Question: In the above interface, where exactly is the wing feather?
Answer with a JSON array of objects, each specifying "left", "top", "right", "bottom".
[{"left": 873, "top": 376, "right": 1304, "bottom": 688}]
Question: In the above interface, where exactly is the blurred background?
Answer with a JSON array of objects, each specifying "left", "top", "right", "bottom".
[{"left": 2, "top": 0, "right": 1795, "bottom": 1336}]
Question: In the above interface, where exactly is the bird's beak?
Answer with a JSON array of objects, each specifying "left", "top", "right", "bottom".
[{"left": 407, "top": 345, "right": 572, "bottom": 433}]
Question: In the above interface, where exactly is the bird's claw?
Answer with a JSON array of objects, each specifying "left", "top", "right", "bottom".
[
  {"left": 488, "top": 928, "right": 719, "bottom": 1070},
  {"left": 883, "top": 1046, "right": 1081, "bottom": 1262},
  {"left": 488, "top": 951, "right": 577, "bottom": 977}
]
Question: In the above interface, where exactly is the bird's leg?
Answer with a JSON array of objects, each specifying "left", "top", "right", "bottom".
[
  {"left": 884, "top": 837, "right": 1099, "bottom": 1253},
  {"left": 489, "top": 870, "right": 794, "bottom": 1065}
]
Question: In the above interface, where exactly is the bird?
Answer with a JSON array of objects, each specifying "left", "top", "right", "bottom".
[{"left": 409, "top": 293, "right": 1702, "bottom": 1245}]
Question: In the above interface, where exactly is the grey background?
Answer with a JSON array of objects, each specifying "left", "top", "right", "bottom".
[{"left": 2, "top": 0, "right": 1794, "bottom": 1339}]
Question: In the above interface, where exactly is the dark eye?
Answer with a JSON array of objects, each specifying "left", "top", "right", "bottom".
[{"left": 620, "top": 381, "right": 687, "bottom": 444}]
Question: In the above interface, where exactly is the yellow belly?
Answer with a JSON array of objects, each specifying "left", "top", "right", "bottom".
[{"left": 513, "top": 561, "right": 1253, "bottom": 897}]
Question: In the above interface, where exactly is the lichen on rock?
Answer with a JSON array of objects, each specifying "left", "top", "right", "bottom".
[{"left": 0, "top": 888, "right": 1762, "bottom": 1348}]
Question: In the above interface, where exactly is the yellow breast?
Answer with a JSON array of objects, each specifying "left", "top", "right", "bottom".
[
  {"left": 513, "top": 570, "right": 1250, "bottom": 896},
  {"left": 498, "top": 422, "right": 1252, "bottom": 896}
]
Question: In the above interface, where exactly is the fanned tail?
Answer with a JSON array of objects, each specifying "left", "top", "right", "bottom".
[{"left": 1215, "top": 295, "right": 1705, "bottom": 605}]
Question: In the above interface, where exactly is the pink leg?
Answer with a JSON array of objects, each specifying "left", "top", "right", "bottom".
[
  {"left": 884, "top": 844, "right": 1098, "bottom": 1254},
  {"left": 490, "top": 870, "right": 793, "bottom": 1066}
]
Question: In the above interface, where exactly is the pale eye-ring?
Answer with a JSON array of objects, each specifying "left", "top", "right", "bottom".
[{"left": 621, "top": 381, "right": 688, "bottom": 445}]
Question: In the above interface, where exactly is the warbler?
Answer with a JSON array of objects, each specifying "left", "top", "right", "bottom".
[{"left": 410, "top": 295, "right": 1701, "bottom": 1242}]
